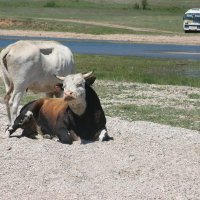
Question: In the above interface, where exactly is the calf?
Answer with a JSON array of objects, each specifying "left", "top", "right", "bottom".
[{"left": 6, "top": 72, "right": 113, "bottom": 144}]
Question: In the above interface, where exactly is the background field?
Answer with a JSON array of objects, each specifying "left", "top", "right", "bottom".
[{"left": 0, "top": 0, "right": 199, "bottom": 34}]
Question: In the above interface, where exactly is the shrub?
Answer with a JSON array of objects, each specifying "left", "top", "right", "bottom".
[{"left": 44, "top": 1, "right": 57, "bottom": 8}]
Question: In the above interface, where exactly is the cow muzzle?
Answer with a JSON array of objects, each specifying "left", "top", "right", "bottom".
[{"left": 64, "top": 91, "right": 76, "bottom": 101}]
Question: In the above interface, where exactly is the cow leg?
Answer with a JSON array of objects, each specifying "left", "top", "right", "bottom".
[
  {"left": 2, "top": 76, "right": 13, "bottom": 125},
  {"left": 4, "top": 89, "right": 25, "bottom": 138},
  {"left": 56, "top": 128, "right": 73, "bottom": 144},
  {"left": 4, "top": 93, "right": 11, "bottom": 126},
  {"left": 98, "top": 129, "right": 113, "bottom": 142},
  {"left": 4, "top": 110, "right": 33, "bottom": 138},
  {"left": 9, "top": 90, "right": 25, "bottom": 126},
  {"left": 4, "top": 98, "right": 45, "bottom": 138}
]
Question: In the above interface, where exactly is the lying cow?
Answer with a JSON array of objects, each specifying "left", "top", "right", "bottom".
[
  {"left": 5, "top": 72, "right": 113, "bottom": 144},
  {"left": 0, "top": 40, "right": 75, "bottom": 126}
]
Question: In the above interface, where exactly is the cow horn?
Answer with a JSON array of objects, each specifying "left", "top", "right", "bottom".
[
  {"left": 83, "top": 71, "right": 93, "bottom": 79},
  {"left": 55, "top": 75, "right": 65, "bottom": 81}
]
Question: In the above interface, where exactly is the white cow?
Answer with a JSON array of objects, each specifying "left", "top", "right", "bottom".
[{"left": 0, "top": 40, "right": 75, "bottom": 126}]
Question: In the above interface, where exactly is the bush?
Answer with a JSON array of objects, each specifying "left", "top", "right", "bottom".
[{"left": 44, "top": 1, "right": 57, "bottom": 8}]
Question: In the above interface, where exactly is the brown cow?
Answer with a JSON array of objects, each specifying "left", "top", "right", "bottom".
[{"left": 6, "top": 72, "right": 113, "bottom": 144}]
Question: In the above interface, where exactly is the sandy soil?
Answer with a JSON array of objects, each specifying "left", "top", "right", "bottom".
[{"left": 0, "top": 103, "right": 200, "bottom": 199}]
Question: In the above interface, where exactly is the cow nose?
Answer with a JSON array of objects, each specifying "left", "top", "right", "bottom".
[
  {"left": 64, "top": 91, "right": 75, "bottom": 101},
  {"left": 65, "top": 91, "right": 73, "bottom": 96}
]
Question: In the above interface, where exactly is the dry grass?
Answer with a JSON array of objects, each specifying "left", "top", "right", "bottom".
[{"left": 94, "top": 80, "right": 200, "bottom": 131}]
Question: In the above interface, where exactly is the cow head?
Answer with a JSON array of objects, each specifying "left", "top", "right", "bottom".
[{"left": 56, "top": 72, "right": 95, "bottom": 115}]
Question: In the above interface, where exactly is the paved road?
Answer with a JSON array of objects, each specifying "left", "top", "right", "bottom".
[{"left": 1, "top": 35, "right": 200, "bottom": 60}]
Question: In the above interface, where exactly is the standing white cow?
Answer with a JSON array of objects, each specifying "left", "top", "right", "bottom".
[{"left": 0, "top": 40, "right": 75, "bottom": 126}]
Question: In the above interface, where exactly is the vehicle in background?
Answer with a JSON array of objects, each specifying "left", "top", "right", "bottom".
[{"left": 183, "top": 8, "right": 200, "bottom": 33}]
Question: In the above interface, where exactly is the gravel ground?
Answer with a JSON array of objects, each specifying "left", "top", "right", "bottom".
[{"left": 0, "top": 102, "right": 200, "bottom": 200}]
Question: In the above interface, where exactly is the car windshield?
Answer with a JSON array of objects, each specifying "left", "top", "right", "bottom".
[
  {"left": 194, "top": 16, "right": 200, "bottom": 23},
  {"left": 185, "top": 14, "right": 193, "bottom": 20},
  {"left": 184, "top": 13, "right": 200, "bottom": 22}
]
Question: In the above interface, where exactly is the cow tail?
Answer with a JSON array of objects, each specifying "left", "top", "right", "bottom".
[{"left": 0, "top": 49, "right": 14, "bottom": 102}]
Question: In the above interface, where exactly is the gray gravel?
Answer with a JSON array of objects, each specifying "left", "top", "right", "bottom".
[{"left": 0, "top": 102, "right": 200, "bottom": 200}]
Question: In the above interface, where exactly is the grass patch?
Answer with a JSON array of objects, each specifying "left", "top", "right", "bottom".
[
  {"left": 93, "top": 80, "right": 200, "bottom": 131},
  {"left": 44, "top": 1, "right": 59, "bottom": 8},
  {"left": 188, "top": 93, "right": 200, "bottom": 100},
  {"left": 75, "top": 54, "right": 200, "bottom": 87},
  {"left": 106, "top": 104, "right": 200, "bottom": 131},
  {"left": 0, "top": 52, "right": 199, "bottom": 88}
]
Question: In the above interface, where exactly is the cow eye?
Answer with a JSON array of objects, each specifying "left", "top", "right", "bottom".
[{"left": 76, "top": 83, "right": 83, "bottom": 87}]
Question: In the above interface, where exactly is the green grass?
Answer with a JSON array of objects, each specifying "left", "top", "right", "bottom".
[
  {"left": 0, "top": 0, "right": 199, "bottom": 34},
  {"left": 107, "top": 104, "right": 200, "bottom": 131},
  {"left": 188, "top": 93, "right": 200, "bottom": 100},
  {"left": 2, "top": 50, "right": 198, "bottom": 88},
  {"left": 75, "top": 54, "right": 200, "bottom": 87},
  {"left": 0, "top": 0, "right": 198, "bottom": 10}
]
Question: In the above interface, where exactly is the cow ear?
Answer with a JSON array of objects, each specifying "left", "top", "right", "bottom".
[
  {"left": 55, "top": 75, "right": 65, "bottom": 81},
  {"left": 83, "top": 71, "right": 96, "bottom": 85}
]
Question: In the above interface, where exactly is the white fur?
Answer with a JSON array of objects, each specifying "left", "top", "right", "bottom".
[
  {"left": 99, "top": 129, "right": 107, "bottom": 142},
  {"left": 62, "top": 73, "right": 87, "bottom": 116}
]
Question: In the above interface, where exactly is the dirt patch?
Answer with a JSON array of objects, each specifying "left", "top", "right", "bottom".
[{"left": 0, "top": 18, "right": 24, "bottom": 27}]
